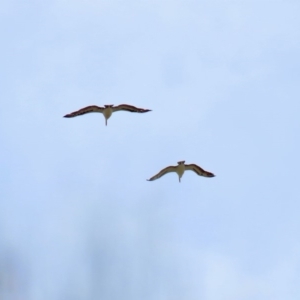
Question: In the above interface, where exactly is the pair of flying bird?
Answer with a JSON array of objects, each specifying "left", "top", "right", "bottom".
[{"left": 64, "top": 104, "right": 215, "bottom": 182}]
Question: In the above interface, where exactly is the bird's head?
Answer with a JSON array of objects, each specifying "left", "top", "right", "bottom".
[
  {"left": 177, "top": 161, "right": 185, "bottom": 165},
  {"left": 104, "top": 105, "right": 114, "bottom": 108}
]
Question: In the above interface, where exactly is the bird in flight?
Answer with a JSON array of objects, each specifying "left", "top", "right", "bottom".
[
  {"left": 147, "top": 161, "right": 215, "bottom": 183},
  {"left": 64, "top": 104, "right": 151, "bottom": 126}
]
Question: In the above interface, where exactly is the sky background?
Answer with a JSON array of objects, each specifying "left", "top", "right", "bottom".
[{"left": 1, "top": 0, "right": 300, "bottom": 299}]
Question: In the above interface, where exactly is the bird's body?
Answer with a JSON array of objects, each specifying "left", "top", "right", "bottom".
[
  {"left": 102, "top": 105, "right": 113, "bottom": 123},
  {"left": 64, "top": 104, "right": 151, "bottom": 126},
  {"left": 147, "top": 161, "right": 215, "bottom": 182},
  {"left": 176, "top": 161, "right": 185, "bottom": 180}
]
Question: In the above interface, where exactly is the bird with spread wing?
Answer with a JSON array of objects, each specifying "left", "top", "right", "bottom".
[
  {"left": 64, "top": 104, "right": 151, "bottom": 126},
  {"left": 147, "top": 161, "right": 215, "bottom": 183}
]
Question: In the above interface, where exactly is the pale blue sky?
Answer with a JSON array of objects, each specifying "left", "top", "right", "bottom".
[{"left": 1, "top": 0, "right": 300, "bottom": 299}]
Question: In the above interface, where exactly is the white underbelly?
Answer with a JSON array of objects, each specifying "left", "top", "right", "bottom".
[
  {"left": 176, "top": 165, "right": 185, "bottom": 177},
  {"left": 103, "top": 108, "right": 113, "bottom": 119}
]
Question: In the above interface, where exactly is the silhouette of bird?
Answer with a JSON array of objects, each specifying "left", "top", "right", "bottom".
[
  {"left": 147, "top": 161, "right": 215, "bottom": 182},
  {"left": 64, "top": 104, "right": 151, "bottom": 126}
]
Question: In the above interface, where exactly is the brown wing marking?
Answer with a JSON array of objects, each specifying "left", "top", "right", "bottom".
[
  {"left": 113, "top": 104, "right": 152, "bottom": 113},
  {"left": 185, "top": 164, "right": 215, "bottom": 178},
  {"left": 147, "top": 165, "right": 177, "bottom": 181},
  {"left": 64, "top": 105, "right": 104, "bottom": 118}
]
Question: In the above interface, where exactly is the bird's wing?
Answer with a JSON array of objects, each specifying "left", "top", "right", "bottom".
[
  {"left": 147, "top": 165, "right": 177, "bottom": 181},
  {"left": 112, "top": 104, "right": 151, "bottom": 113},
  {"left": 64, "top": 105, "right": 104, "bottom": 118},
  {"left": 185, "top": 164, "right": 215, "bottom": 178}
]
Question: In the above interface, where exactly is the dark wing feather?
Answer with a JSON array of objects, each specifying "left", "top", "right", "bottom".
[
  {"left": 185, "top": 164, "right": 215, "bottom": 178},
  {"left": 147, "top": 166, "right": 177, "bottom": 181},
  {"left": 64, "top": 105, "right": 104, "bottom": 118},
  {"left": 113, "top": 104, "right": 151, "bottom": 113}
]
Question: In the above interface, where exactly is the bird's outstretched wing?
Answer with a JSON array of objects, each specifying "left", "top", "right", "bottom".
[
  {"left": 112, "top": 104, "right": 151, "bottom": 113},
  {"left": 185, "top": 164, "right": 215, "bottom": 178},
  {"left": 147, "top": 165, "right": 177, "bottom": 181},
  {"left": 64, "top": 105, "right": 104, "bottom": 118}
]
